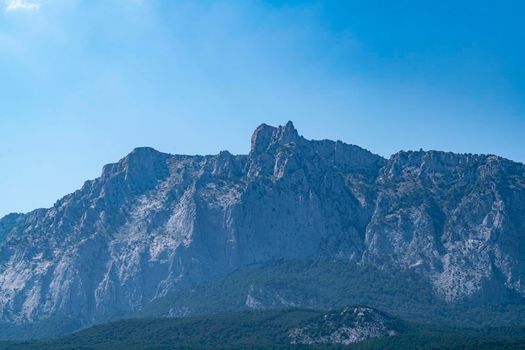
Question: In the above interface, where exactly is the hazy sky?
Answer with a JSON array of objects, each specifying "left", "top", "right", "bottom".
[{"left": 1, "top": 0, "right": 524, "bottom": 217}]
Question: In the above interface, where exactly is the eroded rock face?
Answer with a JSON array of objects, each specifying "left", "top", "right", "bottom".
[
  {"left": 364, "top": 151, "right": 525, "bottom": 301},
  {"left": 0, "top": 122, "right": 524, "bottom": 327}
]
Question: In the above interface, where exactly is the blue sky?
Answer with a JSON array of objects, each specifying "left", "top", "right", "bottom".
[{"left": 1, "top": 0, "right": 524, "bottom": 217}]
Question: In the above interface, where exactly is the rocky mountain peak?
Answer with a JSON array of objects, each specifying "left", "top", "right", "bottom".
[
  {"left": 250, "top": 123, "right": 276, "bottom": 154},
  {"left": 275, "top": 120, "right": 300, "bottom": 145},
  {"left": 250, "top": 121, "right": 301, "bottom": 155},
  {"left": 99, "top": 146, "right": 171, "bottom": 194},
  {"left": 119, "top": 147, "right": 167, "bottom": 171}
]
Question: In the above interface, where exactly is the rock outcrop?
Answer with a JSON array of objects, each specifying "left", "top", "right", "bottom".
[{"left": 289, "top": 307, "right": 398, "bottom": 346}]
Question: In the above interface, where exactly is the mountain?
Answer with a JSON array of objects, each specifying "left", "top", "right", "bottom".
[
  {"left": 4, "top": 307, "right": 525, "bottom": 350},
  {"left": 1, "top": 121, "right": 524, "bottom": 338}
]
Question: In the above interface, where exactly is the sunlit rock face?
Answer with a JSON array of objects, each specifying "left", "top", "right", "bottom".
[
  {"left": 364, "top": 151, "right": 525, "bottom": 301},
  {"left": 0, "top": 121, "right": 524, "bottom": 327}
]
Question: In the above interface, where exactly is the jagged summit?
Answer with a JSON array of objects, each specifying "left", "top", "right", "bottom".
[
  {"left": 275, "top": 120, "right": 300, "bottom": 144},
  {"left": 250, "top": 121, "right": 301, "bottom": 155}
]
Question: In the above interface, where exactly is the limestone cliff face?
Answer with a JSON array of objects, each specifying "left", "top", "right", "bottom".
[
  {"left": 0, "top": 122, "right": 524, "bottom": 327},
  {"left": 364, "top": 151, "right": 525, "bottom": 301}
]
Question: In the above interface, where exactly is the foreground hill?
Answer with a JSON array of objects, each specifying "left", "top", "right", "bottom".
[
  {"left": 4, "top": 308, "right": 525, "bottom": 350},
  {"left": 1, "top": 122, "right": 524, "bottom": 338}
]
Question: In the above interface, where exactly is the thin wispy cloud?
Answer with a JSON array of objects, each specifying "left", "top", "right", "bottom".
[{"left": 5, "top": 0, "right": 40, "bottom": 12}]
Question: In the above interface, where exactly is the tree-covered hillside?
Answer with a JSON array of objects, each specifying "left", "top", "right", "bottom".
[
  {"left": 137, "top": 259, "right": 525, "bottom": 328},
  {"left": 3, "top": 308, "right": 525, "bottom": 350}
]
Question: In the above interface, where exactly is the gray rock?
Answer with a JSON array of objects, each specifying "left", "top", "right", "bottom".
[
  {"left": 0, "top": 122, "right": 524, "bottom": 328},
  {"left": 289, "top": 307, "right": 397, "bottom": 346}
]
